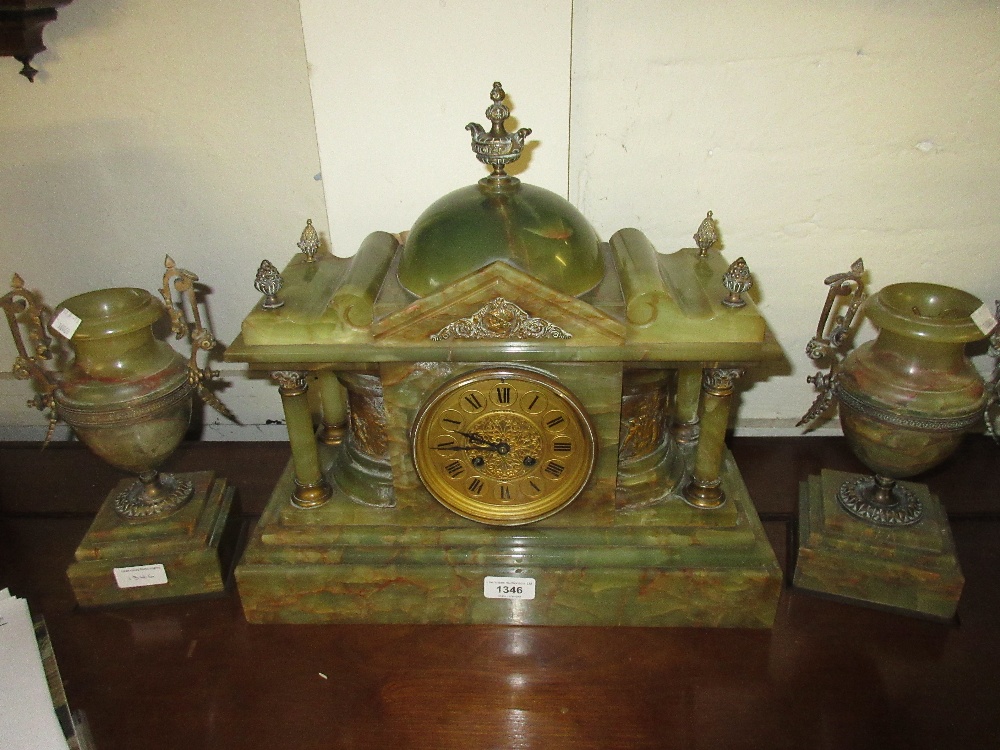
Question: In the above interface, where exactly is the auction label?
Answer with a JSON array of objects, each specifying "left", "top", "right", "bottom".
[
  {"left": 50, "top": 308, "right": 82, "bottom": 339},
  {"left": 484, "top": 576, "right": 536, "bottom": 600},
  {"left": 113, "top": 563, "right": 169, "bottom": 589},
  {"left": 971, "top": 303, "right": 998, "bottom": 336}
]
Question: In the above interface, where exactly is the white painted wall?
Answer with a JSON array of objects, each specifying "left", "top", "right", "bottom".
[
  {"left": 0, "top": 0, "right": 325, "bottom": 439},
  {"left": 299, "top": 0, "right": 573, "bottom": 256},
  {"left": 1, "top": 1, "right": 997, "bottom": 441},
  {"left": 568, "top": 0, "right": 1000, "bottom": 429}
]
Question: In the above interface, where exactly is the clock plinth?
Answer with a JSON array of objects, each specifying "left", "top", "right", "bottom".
[{"left": 236, "top": 443, "right": 780, "bottom": 627}]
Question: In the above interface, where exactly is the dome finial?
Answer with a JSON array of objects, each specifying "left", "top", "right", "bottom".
[{"left": 466, "top": 82, "right": 532, "bottom": 181}]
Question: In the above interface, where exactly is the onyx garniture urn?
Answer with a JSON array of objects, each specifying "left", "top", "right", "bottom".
[
  {"left": 1, "top": 257, "right": 232, "bottom": 520},
  {"left": 800, "top": 259, "right": 993, "bottom": 526}
]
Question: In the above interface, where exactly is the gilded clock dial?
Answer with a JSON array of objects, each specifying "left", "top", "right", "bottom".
[{"left": 412, "top": 368, "right": 596, "bottom": 525}]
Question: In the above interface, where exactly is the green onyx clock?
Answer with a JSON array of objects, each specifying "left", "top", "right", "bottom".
[
  {"left": 412, "top": 368, "right": 596, "bottom": 525},
  {"left": 228, "top": 82, "right": 784, "bottom": 627}
]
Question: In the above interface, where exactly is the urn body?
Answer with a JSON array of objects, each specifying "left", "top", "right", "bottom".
[
  {"left": 54, "top": 287, "right": 193, "bottom": 475},
  {"left": 837, "top": 283, "right": 987, "bottom": 479}
]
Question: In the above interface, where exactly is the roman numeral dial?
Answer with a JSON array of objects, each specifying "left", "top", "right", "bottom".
[{"left": 413, "top": 368, "right": 596, "bottom": 526}]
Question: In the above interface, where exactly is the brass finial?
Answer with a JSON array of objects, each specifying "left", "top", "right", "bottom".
[
  {"left": 255, "top": 260, "right": 284, "bottom": 309},
  {"left": 466, "top": 82, "right": 532, "bottom": 180},
  {"left": 297, "top": 219, "right": 320, "bottom": 262},
  {"left": 722, "top": 257, "right": 752, "bottom": 308},
  {"left": 694, "top": 211, "right": 719, "bottom": 257}
]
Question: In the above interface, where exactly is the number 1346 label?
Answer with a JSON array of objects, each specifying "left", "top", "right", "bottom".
[{"left": 484, "top": 576, "right": 536, "bottom": 600}]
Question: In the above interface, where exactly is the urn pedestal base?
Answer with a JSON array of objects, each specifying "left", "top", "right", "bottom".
[
  {"left": 793, "top": 470, "right": 964, "bottom": 621},
  {"left": 235, "top": 443, "right": 781, "bottom": 627},
  {"left": 67, "top": 471, "right": 240, "bottom": 608}
]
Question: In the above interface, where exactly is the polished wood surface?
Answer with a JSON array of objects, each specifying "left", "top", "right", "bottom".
[{"left": 2, "top": 437, "right": 998, "bottom": 749}]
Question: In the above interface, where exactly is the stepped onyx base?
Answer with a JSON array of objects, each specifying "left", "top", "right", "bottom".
[
  {"left": 236, "top": 444, "right": 781, "bottom": 627},
  {"left": 67, "top": 471, "right": 239, "bottom": 607},
  {"left": 793, "top": 469, "right": 964, "bottom": 621}
]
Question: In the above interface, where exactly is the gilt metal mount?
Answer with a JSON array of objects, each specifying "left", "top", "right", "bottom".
[
  {"left": 0, "top": 273, "right": 58, "bottom": 441},
  {"left": 467, "top": 82, "right": 532, "bottom": 180},
  {"left": 430, "top": 298, "right": 570, "bottom": 341},
  {"left": 798, "top": 258, "right": 867, "bottom": 427},
  {"left": 161, "top": 256, "right": 235, "bottom": 422}
]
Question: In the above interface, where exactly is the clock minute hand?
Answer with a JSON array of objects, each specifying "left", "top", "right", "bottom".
[{"left": 439, "top": 444, "right": 500, "bottom": 453}]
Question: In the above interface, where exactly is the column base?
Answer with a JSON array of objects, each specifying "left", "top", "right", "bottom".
[
  {"left": 291, "top": 478, "right": 333, "bottom": 509},
  {"left": 671, "top": 419, "right": 700, "bottom": 445},
  {"left": 317, "top": 422, "right": 347, "bottom": 446},
  {"left": 683, "top": 478, "right": 726, "bottom": 509}
]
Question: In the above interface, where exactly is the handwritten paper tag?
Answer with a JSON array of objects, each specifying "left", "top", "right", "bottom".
[
  {"left": 49, "top": 308, "right": 82, "bottom": 340},
  {"left": 113, "top": 564, "right": 169, "bottom": 589},
  {"left": 483, "top": 576, "right": 536, "bottom": 600},
  {"left": 971, "top": 303, "right": 998, "bottom": 336}
]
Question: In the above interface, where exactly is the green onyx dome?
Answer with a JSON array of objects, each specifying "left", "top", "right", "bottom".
[{"left": 397, "top": 177, "right": 604, "bottom": 298}]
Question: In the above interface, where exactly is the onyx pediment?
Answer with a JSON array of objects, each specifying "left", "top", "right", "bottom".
[{"left": 372, "top": 261, "right": 624, "bottom": 346}]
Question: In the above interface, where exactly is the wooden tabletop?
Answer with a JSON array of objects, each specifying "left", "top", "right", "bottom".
[{"left": 2, "top": 437, "right": 998, "bottom": 749}]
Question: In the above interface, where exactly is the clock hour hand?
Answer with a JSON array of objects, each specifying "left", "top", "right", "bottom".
[
  {"left": 456, "top": 431, "right": 510, "bottom": 455},
  {"left": 439, "top": 444, "right": 501, "bottom": 453}
]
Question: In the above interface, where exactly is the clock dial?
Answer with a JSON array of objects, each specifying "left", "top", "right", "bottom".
[{"left": 412, "top": 368, "right": 596, "bottom": 525}]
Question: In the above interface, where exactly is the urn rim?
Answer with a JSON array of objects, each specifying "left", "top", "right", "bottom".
[
  {"left": 867, "top": 282, "right": 985, "bottom": 343},
  {"left": 57, "top": 287, "right": 163, "bottom": 339}
]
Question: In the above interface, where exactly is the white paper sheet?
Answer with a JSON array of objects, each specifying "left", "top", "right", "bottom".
[{"left": 0, "top": 590, "right": 70, "bottom": 750}]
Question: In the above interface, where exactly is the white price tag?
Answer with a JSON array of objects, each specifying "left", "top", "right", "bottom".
[
  {"left": 971, "top": 303, "right": 998, "bottom": 336},
  {"left": 484, "top": 576, "right": 535, "bottom": 600},
  {"left": 113, "top": 563, "right": 169, "bottom": 589},
  {"left": 50, "top": 307, "right": 82, "bottom": 339}
]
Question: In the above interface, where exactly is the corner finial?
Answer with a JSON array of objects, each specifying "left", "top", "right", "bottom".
[
  {"left": 297, "top": 219, "right": 320, "bottom": 262},
  {"left": 255, "top": 260, "right": 285, "bottom": 310},
  {"left": 694, "top": 211, "right": 719, "bottom": 258},
  {"left": 722, "top": 257, "right": 752, "bottom": 308},
  {"left": 466, "top": 82, "right": 532, "bottom": 181}
]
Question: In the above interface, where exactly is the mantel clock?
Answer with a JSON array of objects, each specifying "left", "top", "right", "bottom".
[{"left": 227, "top": 83, "right": 784, "bottom": 627}]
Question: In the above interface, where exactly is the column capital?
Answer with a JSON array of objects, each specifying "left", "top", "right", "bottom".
[
  {"left": 702, "top": 368, "right": 745, "bottom": 397},
  {"left": 271, "top": 370, "right": 308, "bottom": 395}
]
